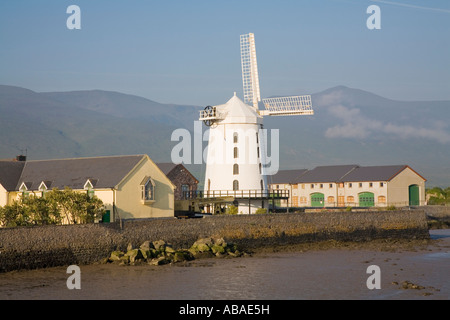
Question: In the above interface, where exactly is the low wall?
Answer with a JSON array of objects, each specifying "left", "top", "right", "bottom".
[{"left": 0, "top": 210, "right": 429, "bottom": 272}]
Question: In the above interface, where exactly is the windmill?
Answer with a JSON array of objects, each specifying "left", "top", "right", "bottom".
[{"left": 199, "top": 33, "right": 314, "bottom": 214}]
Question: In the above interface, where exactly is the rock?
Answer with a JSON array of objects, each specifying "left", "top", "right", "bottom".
[
  {"left": 140, "top": 241, "right": 154, "bottom": 251},
  {"left": 191, "top": 238, "right": 213, "bottom": 253},
  {"left": 211, "top": 244, "right": 225, "bottom": 255},
  {"left": 165, "top": 245, "right": 175, "bottom": 253},
  {"left": 126, "top": 249, "right": 144, "bottom": 263},
  {"left": 149, "top": 256, "right": 170, "bottom": 266},
  {"left": 152, "top": 240, "right": 166, "bottom": 251},
  {"left": 174, "top": 250, "right": 194, "bottom": 262},
  {"left": 109, "top": 250, "right": 124, "bottom": 262},
  {"left": 127, "top": 243, "right": 133, "bottom": 251},
  {"left": 214, "top": 237, "right": 227, "bottom": 248}
]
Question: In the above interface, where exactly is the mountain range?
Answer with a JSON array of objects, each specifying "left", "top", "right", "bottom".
[{"left": 1, "top": 84, "right": 449, "bottom": 187}]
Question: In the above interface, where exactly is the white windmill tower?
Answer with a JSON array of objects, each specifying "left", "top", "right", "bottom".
[{"left": 199, "top": 33, "right": 313, "bottom": 214}]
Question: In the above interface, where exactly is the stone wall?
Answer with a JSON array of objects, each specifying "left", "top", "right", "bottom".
[{"left": 0, "top": 210, "right": 429, "bottom": 272}]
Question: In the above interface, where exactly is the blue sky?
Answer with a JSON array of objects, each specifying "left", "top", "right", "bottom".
[{"left": 0, "top": 0, "right": 449, "bottom": 105}]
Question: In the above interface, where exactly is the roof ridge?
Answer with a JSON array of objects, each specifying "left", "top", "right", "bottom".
[{"left": 25, "top": 154, "right": 146, "bottom": 162}]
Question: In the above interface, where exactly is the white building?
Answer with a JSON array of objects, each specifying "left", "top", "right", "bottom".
[
  {"left": 269, "top": 164, "right": 426, "bottom": 208},
  {"left": 201, "top": 93, "right": 270, "bottom": 214}
]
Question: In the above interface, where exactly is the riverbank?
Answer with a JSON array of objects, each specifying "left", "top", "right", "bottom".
[
  {"left": 0, "top": 210, "right": 429, "bottom": 272},
  {"left": 1, "top": 229, "right": 448, "bottom": 300}
]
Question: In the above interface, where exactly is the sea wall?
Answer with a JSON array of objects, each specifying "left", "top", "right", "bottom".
[{"left": 0, "top": 210, "right": 429, "bottom": 272}]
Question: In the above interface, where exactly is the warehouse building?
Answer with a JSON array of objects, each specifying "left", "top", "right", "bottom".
[{"left": 268, "top": 164, "right": 426, "bottom": 208}]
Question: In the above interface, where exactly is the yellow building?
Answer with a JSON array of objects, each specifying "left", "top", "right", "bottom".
[{"left": 0, "top": 155, "right": 175, "bottom": 222}]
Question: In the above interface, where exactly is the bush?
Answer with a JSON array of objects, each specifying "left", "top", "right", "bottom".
[
  {"left": 225, "top": 205, "right": 238, "bottom": 215},
  {"left": 255, "top": 208, "right": 267, "bottom": 214},
  {"left": 0, "top": 187, "right": 104, "bottom": 227}
]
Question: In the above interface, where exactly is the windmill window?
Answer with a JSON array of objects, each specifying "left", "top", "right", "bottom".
[
  {"left": 233, "top": 132, "right": 238, "bottom": 143},
  {"left": 259, "top": 163, "right": 262, "bottom": 174},
  {"left": 233, "top": 164, "right": 239, "bottom": 175},
  {"left": 233, "top": 180, "right": 239, "bottom": 191},
  {"left": 234, "top": 147, "right": 239, "bottom": 159}
]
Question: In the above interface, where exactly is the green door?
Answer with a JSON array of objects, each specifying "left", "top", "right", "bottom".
[
  {"left": 409, "top": 185, "right": 420, "bottom": 206},
  {"left": 102, "top": 210, "right": 111, "bottom": 223},
  {"left": 311, "top": 193, "right": 325, "bottom": 207},
  {"left": 359, "top": 192, "right": 374, "bottom": 207}
]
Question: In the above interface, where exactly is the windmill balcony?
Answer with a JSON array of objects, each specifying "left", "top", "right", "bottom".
[
  {"left": 199, "top": 107, "right": 224, "bottom": 121},
  {"left": 182, "top": 189, "right": 289, "bottom": 200}
]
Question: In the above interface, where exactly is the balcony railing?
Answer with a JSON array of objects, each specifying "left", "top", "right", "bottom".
[{"left": 182, "top": 190, "right": 289, "bottom": 200}]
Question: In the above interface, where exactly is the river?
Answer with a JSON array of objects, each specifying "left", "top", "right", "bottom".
[{"left": 0, "top": 229, "right": 449, "bottom": 301}]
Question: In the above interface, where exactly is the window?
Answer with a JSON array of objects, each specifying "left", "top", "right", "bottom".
[
  {"left": 320, "top": 184, "right": 323, "bottom": 189},
  {"left": 300, "top": 196, "right": 307, "bottom": 204},
  {"left": 311, "top": 184, "right": 314, "bottom": 189},
  {"left": 380, "top": 182, "right": 384, "bottom": 187},
  {"left": 256, "top": 132, "right": 259, "bottom": 144},
  {"left": 348, "top": 183, "right": 352, "bottom": 188},
  {"left": 259, "top": 163, "right": 262, "bottom": 174},
  {"left": 257, "top": 147, "right": 260, "bottom": 158},
  {"left": 329, "top": 183, "right": 333, "bottom": 188},
  {"left": 39, "top": 181, "right": 48, "bottom": 198},
  {"left": 260, "top": 180, "right": 264, "bottom": 190},
  {"left": 141, "top": 176, "right": 155, "bottom": 202},
  {"left": 233, "top": 164, "right": 239, "bottom": 175},
  {"left": 233, "top": 180, "right": 239, "bottom": 191},
  {"left": 378, "top": 195, "right": 386, "bottom": 204},
  {"left": 233, "top": 132, "right": 238, "bottom": 143},
  {"left": 359, "top": 183, "right": 363, "bottom": 188},
  {"left": 234, "top": 147, "right": 239, "bottom": 159},
  {"left": 181, "top": 184, "right": 190, "bottom": 198},
  {"left": 327, "top": 196, "right": 335, "bottom": 204},
  {"left": 84, "top": 180, "right": 95, "bottom": 198},
  {"left": 347, "top": 196, "right": 355, "bottom": 203},
  {"left": 369, "top": 183, "right": 373, "bottom": 188}
]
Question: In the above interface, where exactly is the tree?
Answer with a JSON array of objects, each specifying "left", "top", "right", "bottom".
[
  {"left": 0, "top": 187, "right": 104, "bottom": 227},
  {"left": 0, "top": 200, "right": 31, "bottom": 227},
  {"left": 427, "top": 187, "right": 450, "bottom": 205},
  {"left": 45, "top": 187, "right": 104, "bottom": 224}
]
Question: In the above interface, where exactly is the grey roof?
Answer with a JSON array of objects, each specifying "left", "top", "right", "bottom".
[
  {"left": 339, "top": 165, "right": 411, "bottom": 182},
  {"left": 268, "top": 169, "right": 308, "bottom": 184},
  {"left": 156, "top": 163, "right": 178, "bottom": 175},
  {"left": 16, "top": 155, "right": 145, "bottom": 190},
  {"left": 0, "top": 161, "right": 26, "bottom": 191},
  {"left": 298, "top": 165, "right": 359, "bottom": 183}
]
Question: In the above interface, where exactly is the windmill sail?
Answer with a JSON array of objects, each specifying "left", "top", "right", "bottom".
[
  {"left": 240, "top": 33, "right": 261, "bottom": 109},
  {"left": 240, "top": 33, "right": 314, "bottom": 116}
]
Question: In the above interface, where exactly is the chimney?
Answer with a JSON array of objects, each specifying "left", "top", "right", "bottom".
[{"left": 16, "top": 155, "right": 27, "bottom": 162}]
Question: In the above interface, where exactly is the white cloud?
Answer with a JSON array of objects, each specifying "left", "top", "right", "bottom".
[{"left": 325, "top": 105, "right": 450, "bottom": 144}]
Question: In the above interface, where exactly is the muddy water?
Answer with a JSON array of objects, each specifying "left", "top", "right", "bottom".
[{"left": 1, "top": 230, "right": 449, "bottom": 300}]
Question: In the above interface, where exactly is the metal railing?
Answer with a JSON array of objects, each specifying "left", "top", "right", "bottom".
[{"left": 182, "top": 189, "right": 289, "bottom": 200}]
